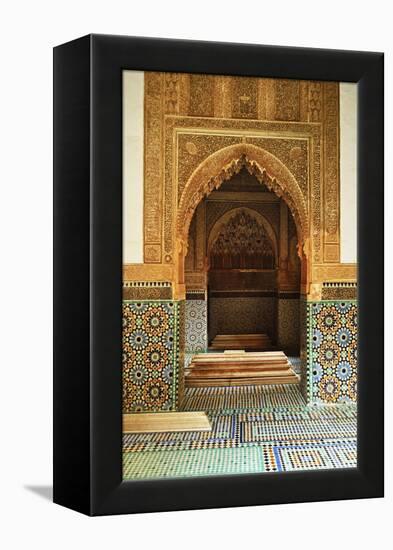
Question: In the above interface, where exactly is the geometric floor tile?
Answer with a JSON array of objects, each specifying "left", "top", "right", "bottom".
[
  {"left": 123, "top": 384, "right": 357, "bottom": 479},
  {"left": 181, "top": 383, "right": 306, "bottom": 413},
  {"left": 272, "top": 440, "right": 357, "bottom": 471},
  {"left": 123, "top": 446, "right": 265, "bottom": 479}
]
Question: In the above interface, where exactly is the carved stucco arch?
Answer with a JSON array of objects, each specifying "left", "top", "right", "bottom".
[
  {"left": 175, "top": 143, "right": 310, "bottom": 295},
  {"left": 207, "top": 206, "right": 279, "bottom": 266},
  {"left": 177, "top": 143, "right": 309, "bottom": 249}
]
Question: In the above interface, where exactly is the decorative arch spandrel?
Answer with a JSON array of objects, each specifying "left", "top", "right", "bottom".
[{"left": 177, "top": 143, "right": 309, "bottom": 251}]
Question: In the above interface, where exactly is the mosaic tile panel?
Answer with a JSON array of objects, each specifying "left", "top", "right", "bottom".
[
  {"left": 177, "top": 300, "right": 186, "bottom": 406},
  {"left": 299, "top": 297, "right": 309, "bottom": 401},
  {"left": 122, "top": 300, "right": 181, "bottom": 412},
  {"left": 208, "top": 296, "right": 276, "bottom": 342},
  {"left": 277, "top": 298, "right": 300, "bottom": 355},
  {"left": 308, "top": 301, "right": 357, "bottom": 404},
  {"left": 185, "top": 299, "right": 207, "bottom": 354}
]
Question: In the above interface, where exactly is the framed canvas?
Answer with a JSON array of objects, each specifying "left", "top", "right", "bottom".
[{"left": 53, "top": 34, "right": 384, "bottom": 516}]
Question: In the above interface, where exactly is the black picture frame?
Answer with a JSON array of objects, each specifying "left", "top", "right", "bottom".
[{"left": 53, "top": 34, "right": 384, "bottom": 516}]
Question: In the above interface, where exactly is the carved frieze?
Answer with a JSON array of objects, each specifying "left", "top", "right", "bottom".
[
  {"left": 274, "top": 80, "right": 300, "bottom": 121},
  {"left": 164, "top": 73, "right": 181, "bottom": 115},
  {"left": 308, "top": 81, "right": 323, "bottom": 122},
  {"left": 322, "top": 283, "right": 357, "bottom": 300},
  {"left": 313, "top": 264, "right": 357, "bottom": 283},
  {"left": 189, "top": 74, "right": 214, "bottom": 117},
  {"left": 123, "top": 263, "right": 174, "bottom": 282},
  {"left": 213, "top": 76, "right": 232, "bottom": 118},
  {"left": 323, "top": 83, "right": 340, "bottom": 262},
  {"left": 231, "top": 77, "right": 258, "bottom": 119},
  {"left": 144, "top": 73, "right": 164, "bottom": 261},
  {"left": 185, "top": 271, "right": 207, "bottom": 291},
  {"left": 122, "top": 281, "right": 172, "bottom": 300}
]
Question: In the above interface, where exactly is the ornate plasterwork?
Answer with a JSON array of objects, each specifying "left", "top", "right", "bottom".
[
  {"left": 313, "top": 264, "right": 357, "bottom": 283},
  {"left": 135, "top": 74, "right": 346, "bottom": 295},
  {"left": 184, "top": 271, "right": 206, "bottom": 291},
  {"left": 274, "top": 80, "right": 301, "bottom": 121},
  {"left": 207, "top": 206, "right": 278, "bottom": 264},
  {"left": 163, "top": 116, "right": 323, "bottom": 278},
  {"left": 231, "top": 76, "right": 259, "bottom": 119},
  {"left": 177, "top": 133, "right": 241, "bottom": 198},
  {"left": 209, "top": 210, "right": 276, "bottom": 269},
  {"left": 322, "top": 282, "right": 357, "bottom": 300},
  {"left": 143, "top": 73, "right": 164, "bottom": 262},
  {"left": 123, "top": 263, "right": 174, "bottom": 284},
  {"left": 323, "top": 83, "right": 340, "bottom": 262},
  {"left": 206, "top": 198, "right": 280, "bottom": 239},
  {"left": 122, "top": 281, "right": 172, "bottom": 300},
  {"left": 308, "top": 82, "right": 323, "bottom": 122},
  {"left": 195, "top": 201, "right": 206, "bottom": 272},
  {"left": 176, "top": 142, "right": 309, "bottom": 252},
  {"left": 189, "top": 74, "right": 215, "bottom": 117},
  {"left": 247, "top": 137, "right": 308, "bottom": 198}
]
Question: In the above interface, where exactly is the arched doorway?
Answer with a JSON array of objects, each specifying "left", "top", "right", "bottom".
[
  {"left": 175, "top": 143, "right": 310, "bottom": 299},
  {"left": 184, "top": 168, "right": 301, "bottom": 356},
  {"left": 179, "top": 143, "right": 308, "bottom": 388},
  {"left": 207, "top": 205, "right": 278, "bottom": 346}
]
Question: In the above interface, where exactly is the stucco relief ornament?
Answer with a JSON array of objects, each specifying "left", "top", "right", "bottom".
[
  {"left": 175, "top": 143, "right": 310, "bottom": 295},
  {"left": 302, "top": 238, "right": 310, "bottom": 258},
  {"left": 185, "top": 141, "right": 198, "bottom": 155},
  {"left": 178, "top": 143, "right": 308, "bottom": 247}
]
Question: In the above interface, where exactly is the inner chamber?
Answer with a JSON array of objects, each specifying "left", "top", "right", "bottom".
[{"left": 184, "top": 167, "right": 301, "bottom": 356}]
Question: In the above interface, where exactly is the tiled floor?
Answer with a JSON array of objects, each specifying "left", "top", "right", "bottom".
[
  {"left": 123, "top": 383, "right": 357, "bottom": 479},
  {"left": 182, "top": 381, "right": 305, "bottom": 412}
]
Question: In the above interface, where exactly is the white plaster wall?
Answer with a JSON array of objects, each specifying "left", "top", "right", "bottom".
[
  {"left": 123, "top": 71, "right": 144, "bottom": 263},
  {"left": 340, "top": 83, "right": 358, "bottom": 263}
]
